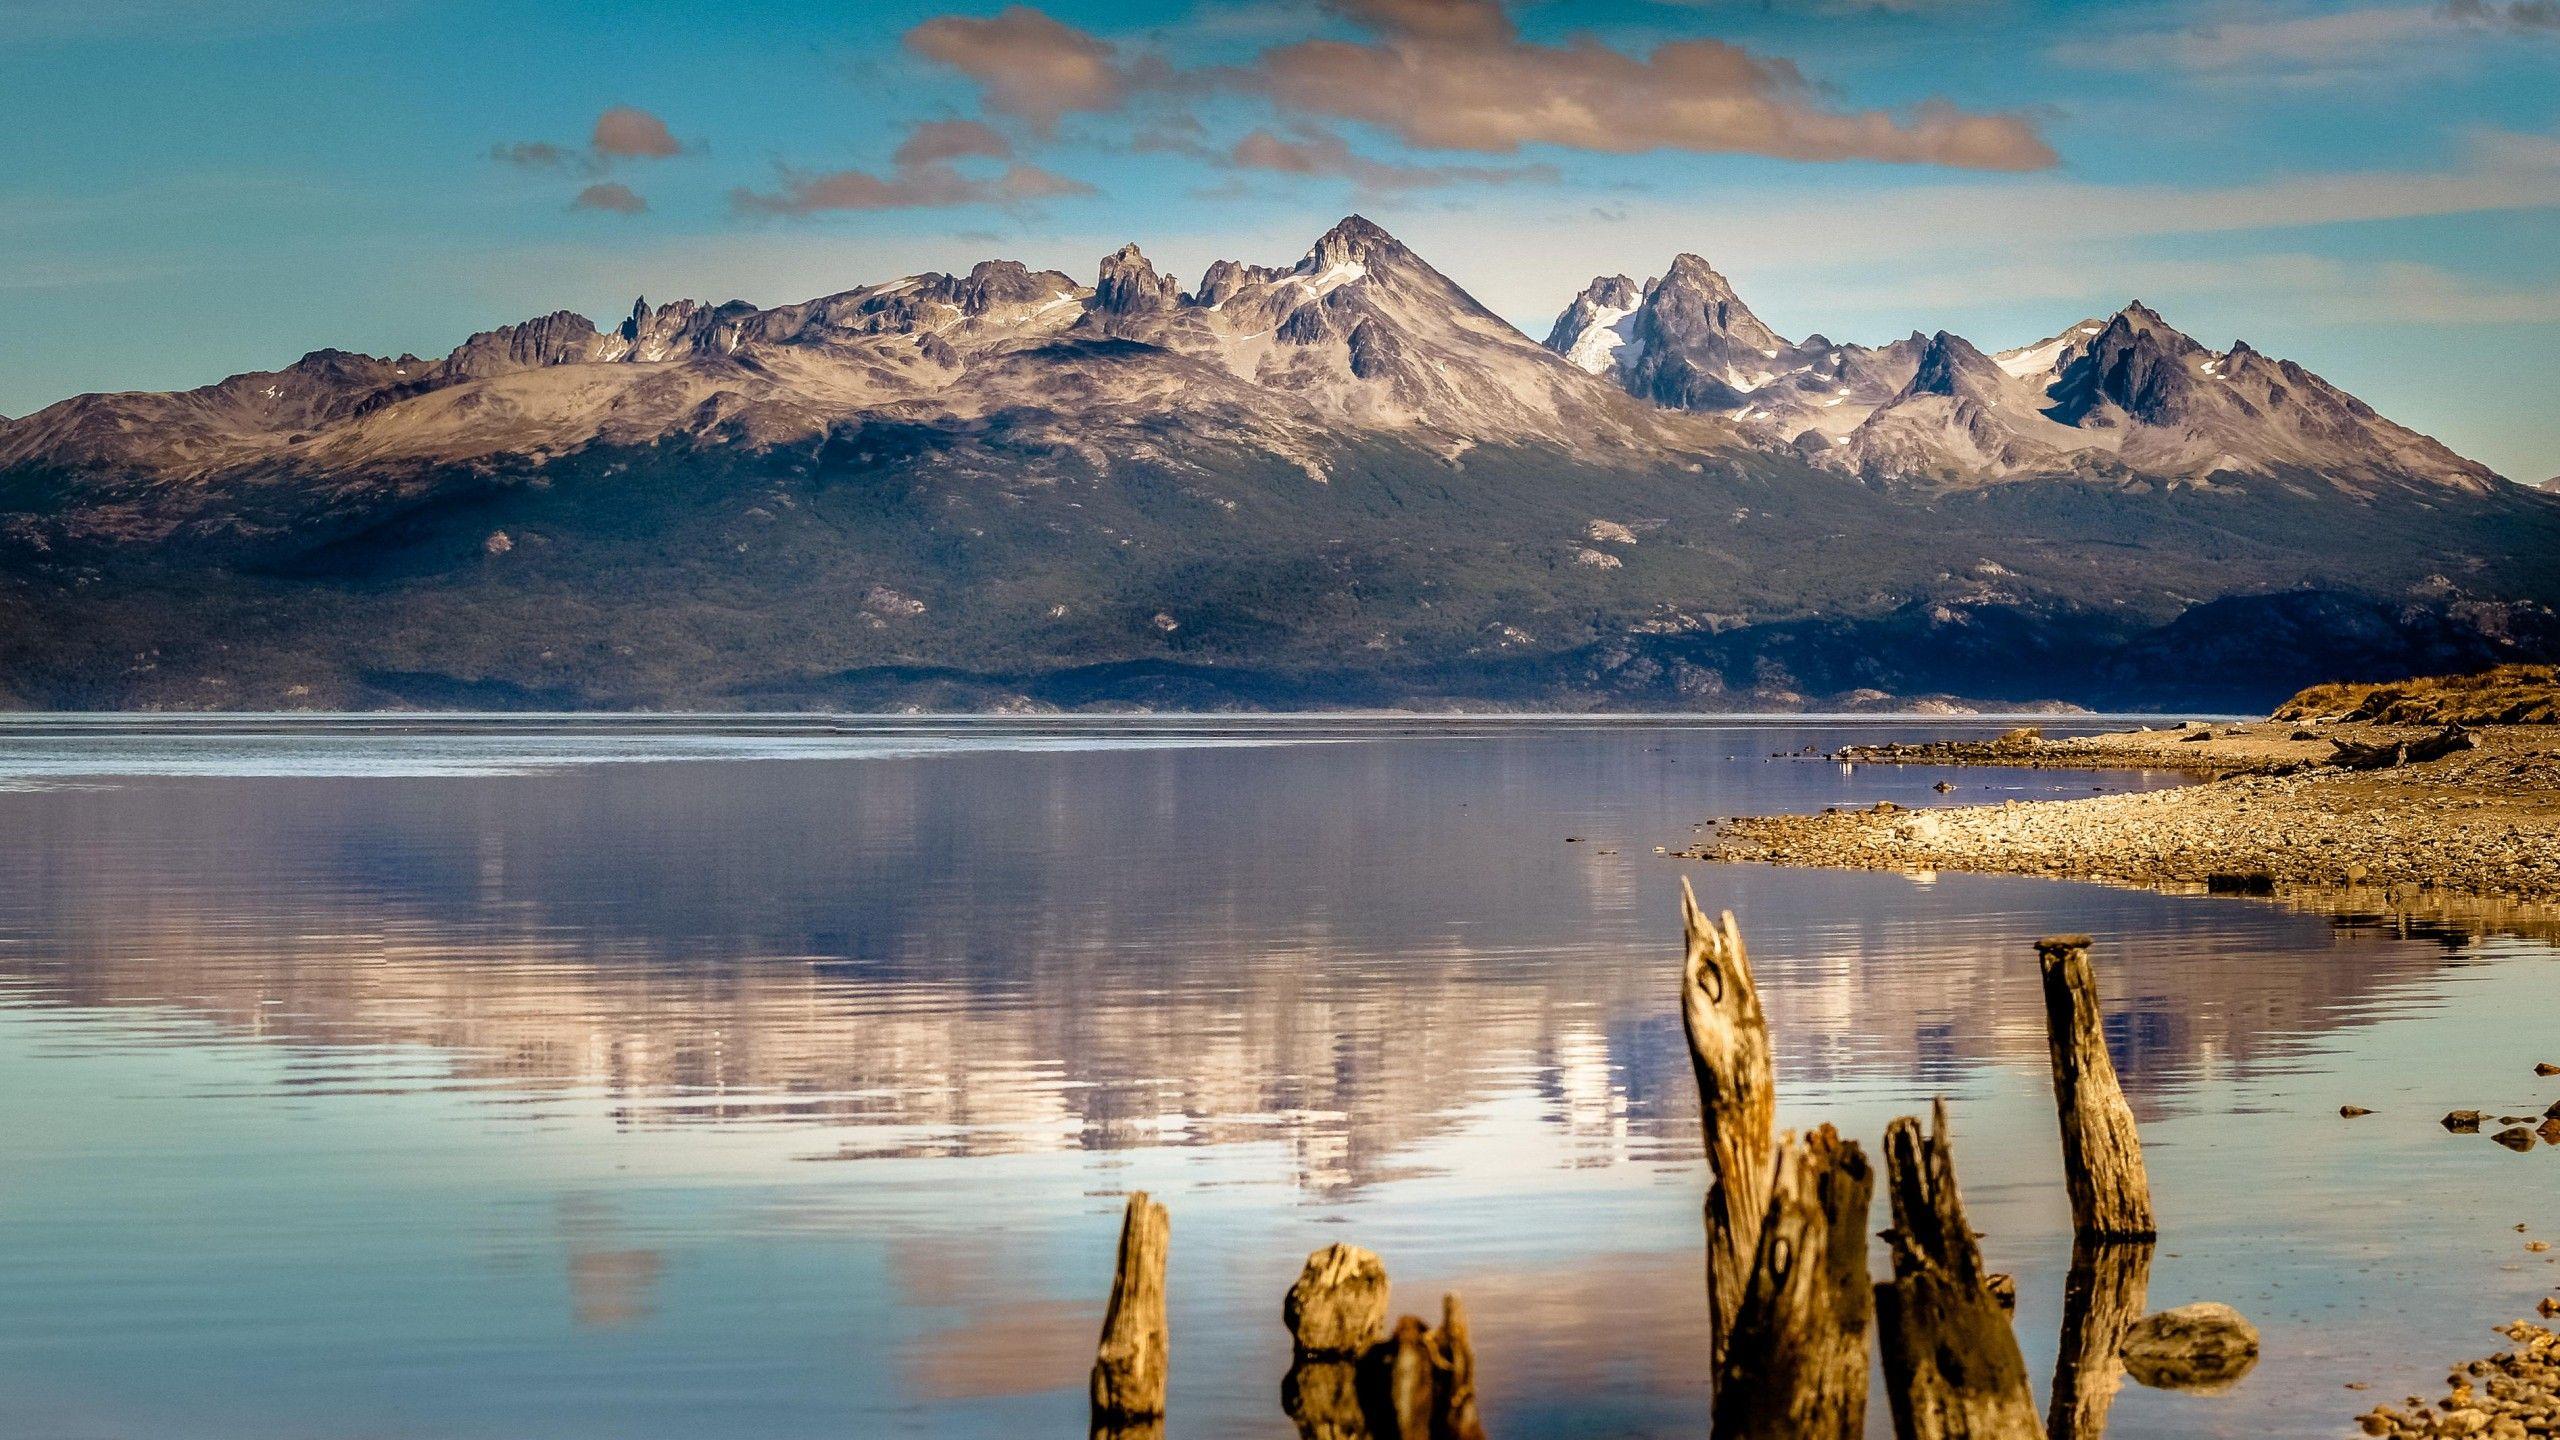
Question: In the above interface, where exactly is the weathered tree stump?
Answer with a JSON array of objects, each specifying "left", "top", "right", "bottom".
[
  {"left": 1091, "top": 1191, "right": 1170, "bottom": 1433},
  {"left": 1357, "top": 1299, "right": 1489, "bottom": 1440},
  {"left": 2035, "top": 936, "right": 2157, "bottom": 1240},
  {"left": 1680, "top": 879, "right": 1777, "bottom": 1367},
  {"left": 1289, "top": 1243, "right": 1392, "bottom": 1357},
  {"left": 1431, "top": 1295, "right": 1487, "bottom": 1440},
  {"left": 1711, "top": 1124, "right": 1874, "bottom": 1440},
  {"left": 1283, "top": 1357, "right": 1371, "bottom": 1440},
  {"left": 1281, "top": 1246, "right": 1482, "bottom": 1440},
  {"left": 2046, "top": 1239, "right": 2155, "bottom": 1440},
  {"left": 1875, "top": 1102, "right": 2041, "bottom": 1440},
  {"left": 1374, "top": 1315, "right": 1438, "bottom": 1440}
]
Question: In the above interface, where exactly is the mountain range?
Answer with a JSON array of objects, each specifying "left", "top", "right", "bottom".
[{"left": 1, "top": 215, "right": 2553, "bottom": 712}]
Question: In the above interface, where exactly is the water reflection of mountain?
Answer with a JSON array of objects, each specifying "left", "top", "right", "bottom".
[{"left": 0, "top": 737, "right": 2489, "bottom": 1190}]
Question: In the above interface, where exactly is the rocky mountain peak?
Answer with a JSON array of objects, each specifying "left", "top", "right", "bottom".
[
  {"left": 957, "top": 260, "right": 1077, "bottom": 314},
  {"left": 1903, "top": 330, "right": 2008, "bottom": 402},
  {"left": 440, "top": 310, "right": 603, "bottom": 381},
  {"left": 1542, "top": 275, "right": 1645, "bottom": 371},
  {"left": 1643, "top": 254, "right": 1788, "bottom": 355},
  {"left": 1658, "top": 251, "right": 1736, "bottom": 294},
  {"left": 1587, "top": 251, "right": 1793, "bottom": 411},
  {"left": 1093, "top": 243, "right": 1181, "bottom": 316},
  {"left": 1196, "top": 258, "right": 1281, "bottom": 309},
  {"left": 1307, "top": 214, "right": 1406, "bottom": 268},
  {"left": 2047, "top": 303, "right": 2209, "bottom": 426}
]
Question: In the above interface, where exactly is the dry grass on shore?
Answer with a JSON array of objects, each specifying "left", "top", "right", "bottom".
[{"left": 2275, "top": 664, "right": 2560, "bottom": 727}]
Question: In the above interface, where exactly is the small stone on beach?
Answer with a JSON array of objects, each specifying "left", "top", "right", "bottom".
[
  {"left": 2341, "top": 1105, "right": 2374, "bottom": 1118},
  {"left": 2445, "top": 1111, "right": 2486, "bottom": 1132},
  {"left": 2492, "top": 1126, "right": 2537, "bottom": 1152}
]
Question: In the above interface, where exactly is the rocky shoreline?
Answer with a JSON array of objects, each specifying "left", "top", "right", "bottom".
[
  {"left": 2356, "top": 1321, "right": 2560, "bottom": 1437},
  {"left": 1706, "top": 719, "right": 2560, "bottom": 904}
]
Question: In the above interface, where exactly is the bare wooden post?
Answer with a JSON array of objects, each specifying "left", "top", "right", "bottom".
[
  {"left": 2047, "top": 1239, "right": 2156, "bottom": 1440},
  {"left": 1091, "top": 1191, "right": 1170, "bottom": 1435},
  {"left": 1875, "top": 1101, "right": 2040, "bottom": 1440},
  {"left": 2035, "top": 936, "right": 2157, "bottom": 1240},
  {"left": 1680, "top": 879, "right": 1777, "bottom": 1368},
  {"left": 1710, "top": 1124, "right": 1874, "bottom": 1440}
]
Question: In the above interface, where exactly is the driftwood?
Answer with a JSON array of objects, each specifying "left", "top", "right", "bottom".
[
  {"left": 1091, "top": 1191, "right": 1170, "bottom": 1434},
  {"left": 2046, "top": 1239, "right": 2155, "bottom": 1440},
  {"left": 1875, "top": 1102, "right": 2040, "bottom": 1440},
  {"left": 2328, "top": 724, "right": 2476, "bottom": 771},
  {"left": 1710, "top": 1125, "right": 1874, "bottom": 1440},
  {"left": 1680, "top": 879, "right": 1777, "bottom": 1367},
  {"left": 2035, "top": 936, "right": 2157, "bottom": 1240}
]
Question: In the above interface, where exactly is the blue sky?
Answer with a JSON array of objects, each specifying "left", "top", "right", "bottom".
[{"left": 3, "top": 0, "right": 2556, "bottom": 479}]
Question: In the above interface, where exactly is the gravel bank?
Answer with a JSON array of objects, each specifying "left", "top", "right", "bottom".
[{"left": 1710, "top": 721, "right": 2560, "bottom": 903}]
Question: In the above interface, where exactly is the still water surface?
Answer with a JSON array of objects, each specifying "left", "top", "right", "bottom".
[{"left": 0, "top": 717, "right": 2554, "bottom": 1439}]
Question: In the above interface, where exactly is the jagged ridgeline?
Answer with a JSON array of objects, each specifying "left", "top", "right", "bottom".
[{"left": 2, "top": 216, "right": 2555, "bottom": 711}]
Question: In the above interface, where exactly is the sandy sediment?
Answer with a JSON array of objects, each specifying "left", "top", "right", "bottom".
[{"left": 1708, "top": 720, "right": 2560, "bottom": 904}]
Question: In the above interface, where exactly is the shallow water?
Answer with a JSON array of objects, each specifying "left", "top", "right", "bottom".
[{"left": 0, "top": 717, "right": 2552, "bottom": 1439}]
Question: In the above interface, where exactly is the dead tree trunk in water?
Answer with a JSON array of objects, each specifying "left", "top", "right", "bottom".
[
  {"left": 1711, "top": 1125, "right": 1874, "bottom": 1440},
  {"left": 1679, "top": 879, "right": 1777, "bottom": 1369},
  {"left": 2047, "top": 1239, "right": 2156, "bottom": 1440},
  {"left": 1875, "top": 1101, "right": 2040, "bottom": 1440},
  {"left": 2035, "top": 936, "right": 2157, "bottom": 1240},
  {"left": 1091, "top": 1191, "right": 1170, "bottom": 1438}
]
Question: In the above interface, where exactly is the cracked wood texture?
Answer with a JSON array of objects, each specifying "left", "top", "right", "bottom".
[
  {"left": 1680, "top": 879, "right": 1776, "bottom": 1369},
  {"left": 1876, "top": 1101, "right": 2040, "bottom": 1440},
  {"left": 1710, "top": 1124, "right": 1874, "bottom": 1440},
  {"left": 1091, "top": 1191, "right": 1170, "bottom": 1432},
  {"left": 1288, "top": 1243, "right": 1391, "bottom": 1357},
  {"left": 2036, "top": 936, "right": 2157, "bottom": 1240}
]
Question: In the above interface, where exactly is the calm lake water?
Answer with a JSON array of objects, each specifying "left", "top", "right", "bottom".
[{"left": 1, "top": 716, "right": 2554, "bottom": 1440}]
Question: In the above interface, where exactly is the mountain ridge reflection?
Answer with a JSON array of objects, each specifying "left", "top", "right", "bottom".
[{"left": 0, "top": 734, "right": 2487, "bottom": 1196}]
